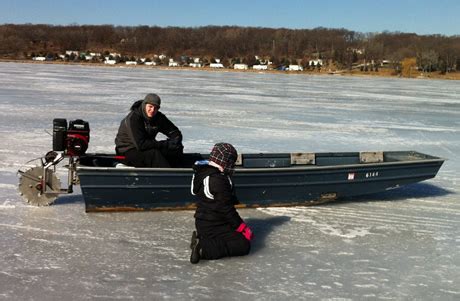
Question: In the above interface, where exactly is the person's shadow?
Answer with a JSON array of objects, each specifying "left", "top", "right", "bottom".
[{"left": 245, "top": 216, "right": 290, "bottom": 253}]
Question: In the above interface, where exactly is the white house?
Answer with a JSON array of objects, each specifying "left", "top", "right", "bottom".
[
  {"left": 169, "top": 61, "right": 179, "bottom": 67},
  {"left": 85, "top": 55, "right": 93, "bottom": 61},
  {"left": 145, "top": 61, "right": 156, "bottom": 66},
  {"left": 288, "top": 65, "right": 303, "bottom": 71},
  {"left": 193, "top": 57, "right": 201, "bottom": 63},
  {"left": 158, "top": 54, "right": 167, "bottom": 60},
  {"left": 189, "top": 63, "right": 202, "bottom": 68},
  {"left": 125, "top": 61, "right": 137, "bottom": 65},
  {"left": 252, "top": 65, "right": 268, "bottom": 70},
  {"left": 255, "top": 57, "right": 272, "bottom": 65},
  {"left": 65, "top": 50, "right": 79, "bottom": 56},
  {"left": 210, "top": 63, "right": 224, "bottom": 68},
  {"left": 234, "top": 64, "right": 248, "bottom": 70},
  {"left": 32, "top": 56, "right": 46, "bottom": 61},
  {"left": 309, "top": 59, "right": 323, "bottom": 66},
  {"left": 104, "top": 60, "right": 116, "bottom": 65}
]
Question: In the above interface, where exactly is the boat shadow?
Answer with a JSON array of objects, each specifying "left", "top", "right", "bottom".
[
  {"left": 53, "top": 183, "right": 452, "bottom": 209},
  {"left": 245, "top": 216, "right": 291, "bottom": 253},
  {"left": 55, "top": 194, "right": 84, "bottom": 205},
  {"left": 330, "top": 182, "right": 453, "bottom": 206}
]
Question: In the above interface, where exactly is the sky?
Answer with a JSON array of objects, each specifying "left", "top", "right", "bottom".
[{"left": 1, "top": 0, "right": 459, "bottom": 36}]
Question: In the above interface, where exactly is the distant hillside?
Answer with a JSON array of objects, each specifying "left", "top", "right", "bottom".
[{"left": 1, "top": 24, "right": 459, "bottom": 73}]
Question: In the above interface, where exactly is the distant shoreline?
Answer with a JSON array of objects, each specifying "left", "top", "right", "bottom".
[{"left": 1, "top": 59, "right": 459, "bottom": 81}]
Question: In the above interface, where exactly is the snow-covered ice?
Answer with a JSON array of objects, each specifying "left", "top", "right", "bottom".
[{"left": 0, "top": 62, "right": 459, "bottom": 300}]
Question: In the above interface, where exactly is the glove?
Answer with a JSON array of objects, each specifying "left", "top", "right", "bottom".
[
  {"left": 236, "top": 223, "right": 253, "bottom": 241},
  {"left": 161, "top": 139, "right": 182, "bottom": 151},
  {"left": 167, "top": 139, "right": 181, "bottom": 150}
]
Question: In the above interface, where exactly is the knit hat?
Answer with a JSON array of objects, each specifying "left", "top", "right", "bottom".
[
  {"left": 143, "top": 93, "right": 161, "bottom": 107},
  {"left": 209, "top": 143, "right": 238, "bottom": 174},
  {"left": 141, "top": 93, "right": 161, "bottom": 120}
]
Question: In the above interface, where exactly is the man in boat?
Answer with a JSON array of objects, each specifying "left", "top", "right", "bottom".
[
  {"left": 115, "top": 93, "right": 183, "bottom": 167},
  {"left": 189, "top": 143, "right": 252, "bottom": 264}
]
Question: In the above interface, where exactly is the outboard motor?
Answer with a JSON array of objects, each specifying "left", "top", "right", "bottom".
[{"left": 53, "top": 118, "right": 90, "bottom": 156}]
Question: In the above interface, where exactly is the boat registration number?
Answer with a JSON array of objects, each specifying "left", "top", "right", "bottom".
[{"left": 348, "top": 171, "right": 379, "bottom": 180}]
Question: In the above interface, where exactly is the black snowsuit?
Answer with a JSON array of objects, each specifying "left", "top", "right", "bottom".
[
  {"left": 192, "top": 162, "right": 250, "bottom": 260},
  {"left": 115, "top": 100, "right": 183, "bottom": 167}
]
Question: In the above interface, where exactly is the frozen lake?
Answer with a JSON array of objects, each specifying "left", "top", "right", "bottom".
[{"left": 0, "top": 62, "right": 459, "bottom": 300}]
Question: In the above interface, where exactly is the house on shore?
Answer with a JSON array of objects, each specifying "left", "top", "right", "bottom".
[
  {"left": 190, "top": 57, "right": 202, "bottom": 68},
  {"left": 234, "top": 64, "right": 248, "bottom": 70},
  {"left": 288, "top": 65, "right": 303, "bottom": 71},
  {"left": 252, "top": 65, "right": 268, "bottom": 70},
  {"left": 309, "top": 59, "right": 323, "bottom": 66},
  {"left": 210, "top": 63, "right": 224, "bottom": 68},
  {"left": 65, "top": 50, "right": 79, "bottom": 56},
  {"left": 168, "top": 58, "right": 179, "bottom": 67}
]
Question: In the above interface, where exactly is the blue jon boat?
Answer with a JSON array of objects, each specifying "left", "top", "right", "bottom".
[{"left": 75, "top": 151, "right": 444, "bottom": 212}]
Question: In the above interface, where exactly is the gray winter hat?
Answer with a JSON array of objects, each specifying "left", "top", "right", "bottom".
[{"left": 143, "top": 93, "right": 161, "bottom": 107}]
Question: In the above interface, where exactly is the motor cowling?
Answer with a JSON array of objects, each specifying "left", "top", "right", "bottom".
[{"left": 53, "top": 118, "right": 90, "bottom": 156}]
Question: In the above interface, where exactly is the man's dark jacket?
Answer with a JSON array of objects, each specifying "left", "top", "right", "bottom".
[
  {"left": 192, "top": 163, "right": 243, "bottom": 230},
  {"left": 115, "top": 100, "right": 181, "bottom": 154}
]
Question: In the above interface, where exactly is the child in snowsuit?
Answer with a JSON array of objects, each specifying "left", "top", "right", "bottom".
[{"left": 189, "top": 143, "right": 253, "bottom": 264}]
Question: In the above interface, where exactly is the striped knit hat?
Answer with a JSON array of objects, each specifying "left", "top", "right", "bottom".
[{"left": 209, "top": 143, "right": 237, "bottom": 174}]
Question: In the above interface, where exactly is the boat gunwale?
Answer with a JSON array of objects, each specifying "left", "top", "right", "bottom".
[{"left": 76, "top": 158, "right": 445, "bottom": 173}]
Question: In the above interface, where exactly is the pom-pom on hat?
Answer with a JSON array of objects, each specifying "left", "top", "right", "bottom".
[{"left": 209, "top": 143, "right": 238, "bottom": 174}]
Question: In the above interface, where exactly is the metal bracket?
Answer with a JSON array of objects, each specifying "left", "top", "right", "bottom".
[
  {"left": 360, "top": 151, "right": 384, "bottom": 163},
  {"left": 235, "top": 154, "right": 243, "bottom": 166},
  {"left": 290, "top": 152, "right": 315, "bottom": 165}
]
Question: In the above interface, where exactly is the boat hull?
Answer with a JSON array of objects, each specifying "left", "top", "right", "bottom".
[{"left": 77, "top": 151, "right": 445, "bottom": 212}]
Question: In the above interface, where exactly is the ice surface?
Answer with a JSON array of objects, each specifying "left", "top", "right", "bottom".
[{"left": 0, "top": 62, "right": 459, "bottom": 300}]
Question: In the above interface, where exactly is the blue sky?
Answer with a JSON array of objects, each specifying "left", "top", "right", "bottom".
[{"left": 1, "top": 0, "right": 459, "bottom": 36}]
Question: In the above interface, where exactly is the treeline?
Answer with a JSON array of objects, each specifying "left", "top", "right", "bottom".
[{"left": 1, "top": 24, "right": 460, "bottom": 72}]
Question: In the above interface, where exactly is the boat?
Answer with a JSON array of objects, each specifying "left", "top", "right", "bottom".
[
  {"left": 75, "top": 150, "right": 444, "bottom": 212},
  {"left": 17, "top": 119, "right": 445, "bottom": 212}
]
